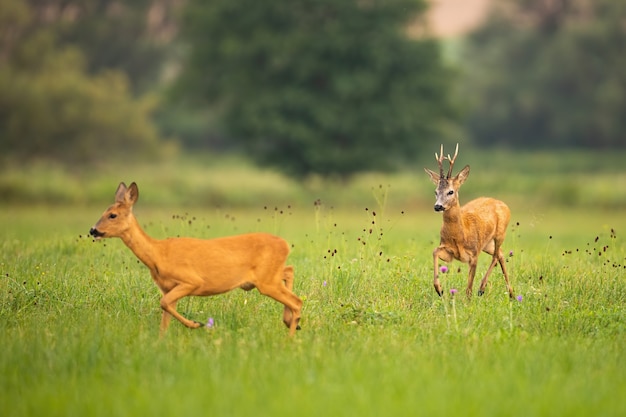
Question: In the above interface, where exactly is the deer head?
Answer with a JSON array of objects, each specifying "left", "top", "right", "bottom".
[
  {"left": 424, "top": 144, "right": 470, "bottom": 212},
  {"left": 90, "top": 182, "right": 139, "bottom": 239}
]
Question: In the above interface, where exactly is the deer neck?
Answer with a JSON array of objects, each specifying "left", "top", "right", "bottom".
[
  {"left": 441, "top": 203, "right": 465, "bottom": 242},
  {"left": 119, "top": 215, "right": 159, "bottom": 270}
]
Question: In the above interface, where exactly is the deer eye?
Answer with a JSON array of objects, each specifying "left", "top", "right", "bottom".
[
  {"left": 108, "top": 213, "right": 118, "bottom": 219},
  {"left": 447, "top": 190, "right": 454, "bottom": 195}
]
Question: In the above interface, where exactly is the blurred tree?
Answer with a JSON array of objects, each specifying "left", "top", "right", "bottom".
[
  {"left": 462, "top": 0, "right": 626, "bottom": 149},
  {"left": 0, "top": 0, "right": 163, "bottom": 164},
  {"left": 49, "top": 0, "right": 179, "bottom": 94},
  {"left": 174, "top": 0, "right": 457, "bottom": 177}
]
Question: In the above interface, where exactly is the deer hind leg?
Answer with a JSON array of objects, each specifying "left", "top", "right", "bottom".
[
  {"left": 478, "top": 256, "right": 499, "bottom": 296},
  {"left": 257, "top": 268, "right": 303, "bottom": 336},
  {"left": 478, "top": 240, "right": 498, "bottom": 296},
  {"left": 479, "top": 241, "right": 513, "bottom": 297},
  {"left": 497, "top": 249, "right": 514, "bottom": 298},
  {"left": 282, "top": 265, "right": 297, "bottom": 328}
]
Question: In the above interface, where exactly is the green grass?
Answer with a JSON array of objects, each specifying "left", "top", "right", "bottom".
[
  {"left": 1, "top": 196, "right": 625, "bottom": 417},
  {"left": 1, "top": 152, "right": 626, "bottom": 416}
]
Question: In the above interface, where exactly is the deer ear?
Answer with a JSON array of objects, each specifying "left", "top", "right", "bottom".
[
  {"left": 115, "top": 182, "right": 128, "bottom": 203},
  {"left": 127, "top": 182, "right": 139, "bottom": 205},
  {"left": 424, "top": 168, "right": 440, "bottom": 185},
  {"left": 456, "top": 165, "right": 470, "bottom": 185}
]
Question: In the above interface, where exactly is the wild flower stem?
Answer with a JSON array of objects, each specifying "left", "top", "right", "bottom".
[
  {"left": 441, "top": 295, "right": 450, "bottom": 331},
  {"left": 451, "top": 296, "right": 459, "bottom": 332}
]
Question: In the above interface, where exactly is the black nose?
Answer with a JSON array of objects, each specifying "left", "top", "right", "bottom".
[
  {"left": 434, "top": 205, "right": 445, "bottom": 212},
  {"left": 89, "top": 227, "right": 103, "bottom": 237}
]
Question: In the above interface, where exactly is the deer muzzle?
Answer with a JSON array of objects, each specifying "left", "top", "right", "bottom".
[
  {"left": 89, "top": 227, "right": 105, "bottom": 238},
  {"left": 434, "top": 204, "right": 445, "bottom": 212}
]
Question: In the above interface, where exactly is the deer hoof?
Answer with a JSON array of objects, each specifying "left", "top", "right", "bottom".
[
  {"left": 477, "top": 290, "right": 484, "bottom": 296},
  {"left": 296, "top": 325, "right": 302, "bottom": 331}
]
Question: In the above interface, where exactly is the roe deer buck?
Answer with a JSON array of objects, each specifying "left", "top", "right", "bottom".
[
  {"left": 89, "top": 182, "right": 302, "bottom": 335},
  {"left": 424, "top": 144, "right": 514, "bottom": 299}
]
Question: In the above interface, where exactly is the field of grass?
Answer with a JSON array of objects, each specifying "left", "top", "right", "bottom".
[{"left": 1, "top": 153, "right": 625, "bottom": 416}]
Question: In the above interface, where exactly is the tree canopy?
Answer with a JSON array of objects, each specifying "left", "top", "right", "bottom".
[
  {"left": 0, "top": 0, "right": 167, "bottom": 164},
  {"left": 174, "top": 0, "right": 457, "bottom": 177},
  {"left": 462, "top": 0, "right": 626, "bottom": 149}
]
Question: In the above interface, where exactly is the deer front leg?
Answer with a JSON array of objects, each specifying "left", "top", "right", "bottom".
[
  {"left": 432, "top": 247, "right": 453, "bottom": 296},
  {"left": 157, "top": 287, "right": 175, "bottom": 335},
  {"left": 159, "top": 285, "right": 203, "bottom": 330},
  {"left": 160, "top": 304, "right": 174, "bottom": 334},
  {"left": 466, "top": 258, "right": 478, "bottom": 299}
]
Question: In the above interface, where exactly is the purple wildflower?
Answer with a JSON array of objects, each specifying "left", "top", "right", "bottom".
[
  {"left": 440, "top": 265, "right": 449, "bottom": 274},
  {"left": 323, "top": 280, "right": 327, "bottom": 287},
  {"left": 509, "top": 250, "right": 514, "bottom": 257},
  {"left": 450, "top": 288, "right": 458, "bottom": 295},
  {"left": 516, "top": 295, "right": 523, "bottom": 302},
  {"left": 206, "top": 317, "right": 215, "bottom": 328}
]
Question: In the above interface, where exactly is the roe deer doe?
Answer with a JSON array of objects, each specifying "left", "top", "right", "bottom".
[
  {"left": 89, "top": 182, "right": 302, "bottom": 335},
  {"left": 424, "top": 144, "right": 514, "bottom": 298}
]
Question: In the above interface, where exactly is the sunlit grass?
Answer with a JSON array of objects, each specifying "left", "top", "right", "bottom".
[
  {"left": 1, "top": 194, "right": 625, "bottom": 417},
  {"left": 1, "top": 151, "right": 626, "bottom": 416}
]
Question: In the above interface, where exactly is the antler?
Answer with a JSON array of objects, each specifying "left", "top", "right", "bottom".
[
  {"left": 434, "top": 143, "right": 460, "bottom": 179},
  {"left": 445, "top": 143, "right": 459, "bottom": 178},
  {"left": 434, "top": 144, "right": 445, "bottom": 178}
]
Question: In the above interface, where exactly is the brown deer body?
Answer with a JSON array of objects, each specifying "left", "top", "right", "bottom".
[
  {"left": 89, "top": 182, "right": 302, "bottom": 335},
  {"left": 424, "top": 144, "right": 514, "bottom": 298}
]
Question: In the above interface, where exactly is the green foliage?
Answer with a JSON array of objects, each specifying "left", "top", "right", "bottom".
[
  {"left": 1, "top": 203, "right": 625, "bottom": 416},
  {"left": 2, "top": 149, "right": 626, "bottom": 209},
  {"left": 51, "top": 0, "right": 175, "bottom": 94},
  {"left": 174, "top": 0, "right": 457, "bottom": 177},
  {"left": 0, "top": 1, "right": 166, "bottom": 164},
  {"left": 462, "top": 0, "right": 626, "bottom": 148}
]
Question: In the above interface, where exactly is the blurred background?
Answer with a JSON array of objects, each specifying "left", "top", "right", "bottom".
[{"left": 1, "top": 0, "right": 624, "bottom": 208}]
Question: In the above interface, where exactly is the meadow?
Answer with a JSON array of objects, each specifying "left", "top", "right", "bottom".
[{"left": 1, "top": 150, "right": 625, "bottom": 416}]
